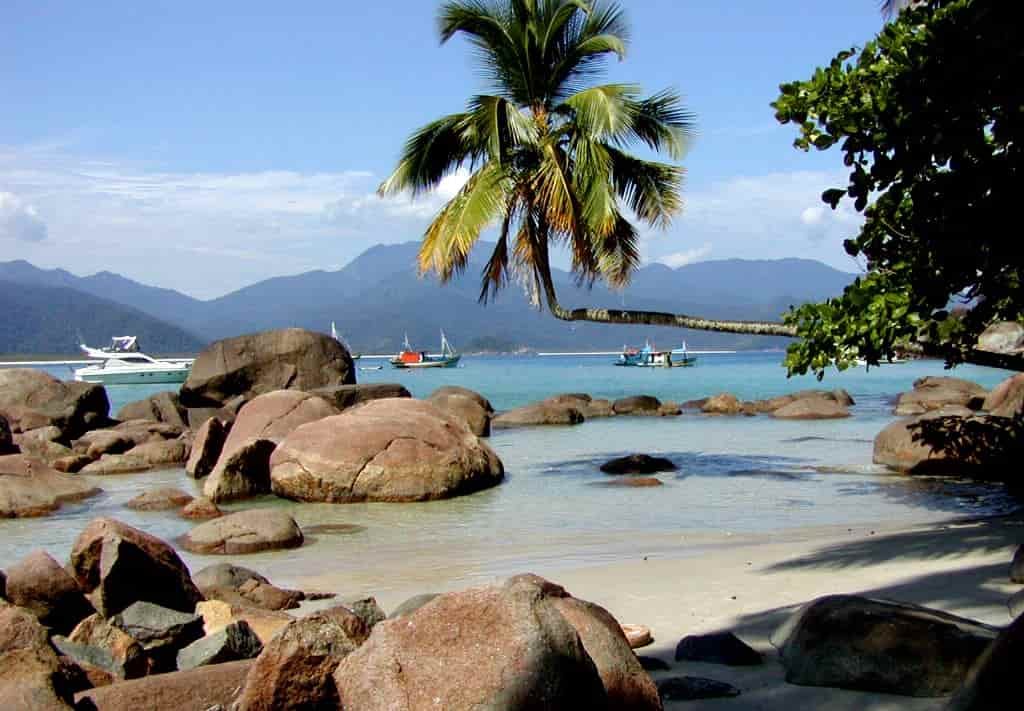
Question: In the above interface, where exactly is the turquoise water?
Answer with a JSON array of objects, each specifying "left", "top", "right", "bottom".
[{"left": 1, "top": 353, "right": 1017, "bottom": 596}]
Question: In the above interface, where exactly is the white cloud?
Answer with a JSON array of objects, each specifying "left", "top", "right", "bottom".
[
  {"left": 0, "top": 192, "right": 48, "bottom": 242},
  {"left": 801, "top": 206, "right": 825, "bottom": 226},
  {"left": 658, "top": 243, "right": 712, "bottom": 268}
]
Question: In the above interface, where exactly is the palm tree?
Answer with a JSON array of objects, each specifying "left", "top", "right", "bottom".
[{"left": 380, "top": 0, "right": 796, "bottom": 337}]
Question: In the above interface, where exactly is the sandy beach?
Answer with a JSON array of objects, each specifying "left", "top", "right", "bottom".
[{"left": 294, "top": 511, "right": 1023, "bottom": 710}]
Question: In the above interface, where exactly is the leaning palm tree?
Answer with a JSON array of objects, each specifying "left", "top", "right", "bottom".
[{"left": 380, "top": 0, "right": 795, "bottom": 337}]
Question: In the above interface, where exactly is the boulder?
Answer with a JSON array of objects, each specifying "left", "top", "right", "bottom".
[
  {"left": 185, "top": 416, "right": 228, "bottom": 479},
  {"left": 195, "top": 601, "right": 293, "bottom": 645},
  {"left": 599, "top": 477, "right": 663, "bottom": 487},
  {"left": 0, "top": 454, "right": 102, "bottom": 518},
  {"left": 430, "top": 386, "right": 493, "bottom": 412},
  {"left": 983, "top": 372, "right": 1024, "bottom": 418},
  {"left": 74, "top": 658, "right": 253, "bottom": 711},
  {"left": 771, "top": 594, "right": 998, "bottom": 696},
  {"left": 79, "top": 438, "right": 188, "bottom": 475},
  {"left": 180, "top": 509, "right": 304, "bottom": 555},
  {"left": 701, "top": 393, "right": 743, "bottom": 415},
  {"left": 658, "top": 401, "right": 682, "bottom": 416},
  {"left": 1009, "top": 590, "right": 1024, "bottom": 619},
  {"left": 180, "top": 496, "right": 222, "bottom": 520},
  {"left": 69, "top": 517, "right": 204, "bottom": 616},
  {"left": 894, "top": 376, "right": 988, "bottom": 416},
  {"left": 236, "top": 613, "right": 366, "bottom": 711},
  {"left": 125, "top": 487, "right": 194, "bottom": 511},
  {"left": 179, "top": 328, "right": 355, "bottom": 409},
  {"left": 613, "top": 395, "right": 662, "bottom": 416},
  {"left": 65, "top": 613, "right": 148, "bottom": 680},
  {"left": 11, "top": 429, "right": 73, "bottom": 464},
  {"left": 311, "top": 383, "right": 412, "bottom": 411},
  {"left": 340, "top": 597, "right": 386, "bottom": 630},
  {"left": 271, "top": 398, "right": 504, "bottom": 503},
  {"left": 202, "top": 438, "right": 277, "bottom": 502},
  {"left": 976, "top": 321, "right": 1024, "bottom": 355},
  {"left": 674, "top": 631, "right": 763, "bottom": 665},
  {"left": 332, "top": 575, "right": 611, "bottom": 711},
  {"left": 492, "top": 401, "right": 584, "bottom": 428},
  {"left": 0, "top": 606, "right": 51, "bottom": 654},
  {"left": 176, "top": 620, "right": 263, "bottom": 670},
  {"left": 0, "top": 368, "right": 109, "bottom": 440},
  {"left": 115, "top": 391, "right": 188, "bottom": 428},
  {"left": 1011, "top": 545, "right": 1024, "bottom": 584},
  {"left": 772, "top": 396, "right": 851, "bottom": 420},
  {"left": 0, "top": 414, "right": 14, "bottom": 454},
  {"left": 658, "top": 676, "right": 741, "bottom": 701},
  {"left": 388, "top": 592, "right": 440, "bottom": 619},
  {"left": 110, "top": 601, "right": 204, "bottom": 670},
  {"left": 4, "top": 551, "right": 95, "bottom": 635},
  {"left": 946, "top": 611, "right": 1024, "bottom": 711},
  {"left": 194, "top": 563, "right": 270, "bottom": 594},
  {"left": 427, "top": 391, "right": 491, "bottom": 437},
  {"left": 545, "top": 393, "right": 615, "bottom": 418},
  {"left": 873, "top": 410, "right": 1023, "bottom": 476},
  {"left": 600, "top": 454, "right": 677, "bottom": 475},
  {"left": 751, "top": 389, "right": 855, "bottom": 412},
  {"left": 0, "top": 647, "right": 79, "bottom": 710},
  {"left": 51, "top": 454, "right": 92, "bottom": 473}
]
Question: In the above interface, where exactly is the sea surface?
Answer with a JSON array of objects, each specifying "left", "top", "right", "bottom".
[{"left": 1, "top": 352, "right": 1018, "bottom": 598}]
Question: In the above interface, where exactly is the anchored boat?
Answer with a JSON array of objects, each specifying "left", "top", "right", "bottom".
[
  {"left": 390, "top": 332, "right": 461, "bottom": 369},
  {"left": 74, "top": 337, "right": 193, "bottom": 384},
  {"left": 615, "top": 340, "right": 697, "bottom": 368}
]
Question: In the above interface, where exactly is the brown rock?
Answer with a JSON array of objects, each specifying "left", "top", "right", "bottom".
[
  {"left": 894, "top": 376, "right": 988, "bottom": 416},
  {"left": 0, "top": 606, "right": 51, "bottom": 654},
  {"left": 5, "top": 551, "right": 95, "bottom": 635},
  {"left": 126, "top": 487, "right": 194, "bottom": 511},
  {"left": 982, "top": 372, "right": 1024, "bottom": 418},
  {"left": 658, "top": 401, "right": 682, "bottom": 416},
  {"left": 79, "top": 438, "right": 188, "bottom": 475},
  {"left": 332, "top": 575, "right": 609, "bottom": 710},
  {"left": 947, "top": 609, "right": 1024, "bottom": 710},
  {"left": 429, "top": 386, "right": 492, "bottom": 412},
  {"left": 600, "top": 454, "right": 676, "bottom": 475},
  {"left": 74, "top": 658, "right": 253, "bottom": 711},
  {"left": 185, "top": 416, "right": 228, "bottom": 479},
  {"left": 0, "top": 647, "right": 78, "bottom": 710},
  {"left": 0, "top": 454, "right": 102, "bottom": 518},
  {"left": 702, "top": 393, "right": 743, "bottom": 415},
  {"left": 10, "top": 430, "right": 72, "bottom": 464},
  {"left": 311, "top": 383, "right": 412, "bottom": 411},
  {"left": 271, "top": 398, "right": 504, "bottom": 503},
  {"left": 179, "top": 328, "right": 355, "bottom": 409},
  {"left": 180, "top": 496, "right": 222, "bottom": 520},
  {"left": 237, "top": 613, "right": 365, "bottom": 711},
  {"left": 772, "top": 396, "right": 850, "bottom": 420},
  {"left": 195, "top": 601, "right": 294, "bottom": 645},
  {"left": 51, "top": 454, "right": 93, "bottom": 473},
  {"left": 0, "top": 368, "right": 109, "bottom": 440},
  {"left": 613, "top": 395, "right": 663, "bottom": 416},
  {"left": 545, "top": 394, "right": 615, "bottom": 418},
  {"left": 427, "top": 391, "right": 491, "bottom": 436},
  {"left": 115, "top": 391, "right": 188, "bottom": 428},
  {"left": 69, "top": 517, "right": 204, "bottom": 616},
  {"left": 66, "top": 613, "right": 148, "bottom": 680},
  {"left": 180, "top": 509, "right": 304, "bottom": 555},
  {"left": 599, "top": 476, "right": 664, "bottom": 488},
  {"left": 202, "top": 438, "right": 277, "bottom": 502},
  {"left": 492, "top": 401, "right": 584, "bottom": 428},
  {"left": 976, "top": 321, "right": 1024, "bottom": 356}
]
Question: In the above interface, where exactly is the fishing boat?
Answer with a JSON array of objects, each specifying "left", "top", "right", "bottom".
[
  {"left": 331, "top": 322, "right": 361, "bottom": 360},
  {"left": 390, "top": 332, "right": 461, "bottom": 369},
  {"left": 74, "top": 337, "right": 193, "bottom": 384},
  {"left": 615, "top": 340, "right": 697, "bottom": 368}
]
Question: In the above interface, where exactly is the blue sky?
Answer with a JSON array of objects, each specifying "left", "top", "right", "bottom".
[{"left": 1, "top": 1, "right": 883, "bottom": 298}]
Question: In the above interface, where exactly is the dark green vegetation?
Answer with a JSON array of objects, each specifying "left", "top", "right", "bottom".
[{"left": 776, "top": 0, "right": 1024, "bottom": 377}]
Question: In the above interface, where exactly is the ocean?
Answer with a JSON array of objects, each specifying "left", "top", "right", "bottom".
[{"left": 1, "top": 352, "right": 1017, "bottom": 598}]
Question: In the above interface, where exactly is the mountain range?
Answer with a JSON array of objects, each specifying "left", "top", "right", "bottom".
[{"left": 0, "top": 242, "right": 856, "bottom": 355}]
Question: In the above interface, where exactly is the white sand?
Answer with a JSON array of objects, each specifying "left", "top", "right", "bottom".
[{"left": 293, "top": 514, "right": 1023, "bottom": 710}]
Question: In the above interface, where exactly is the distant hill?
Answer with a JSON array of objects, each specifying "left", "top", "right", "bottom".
[
  {"left": 0, "top": 245, "right": 856, "bottom": 353},
  {"left": 0, "top": 280, "right": 206, "bottom": 355}
]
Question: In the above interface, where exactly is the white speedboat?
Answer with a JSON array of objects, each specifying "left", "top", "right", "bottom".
[{"left": 74, "top": 337, "right": 193, "bottom": 385}]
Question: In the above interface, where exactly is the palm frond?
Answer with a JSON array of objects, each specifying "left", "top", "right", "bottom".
[
  {"left": 466, "top": 94, "right": 539, "bottom": 163},
  {"left": 607, "top": 146, "right": 684, "bottom": 228},
  {"left": 594, "top": 211, "right": 640, "bottom": 287},
  {"left": 560, "top": 83, "right": 641, "bottom": 139},
  {"left": 479, "top": 205, "right": 515, "bottom": 302},
  {"left": 626, "top": 89, "right": 695, "bottom": 160},
  {"left": 378, "top": 113, "right": 477, "bottom": 196}
]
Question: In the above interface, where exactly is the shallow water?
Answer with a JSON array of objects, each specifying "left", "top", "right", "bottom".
[{"left": 1, "top": 353, "right": 1017, "bottom": 597}]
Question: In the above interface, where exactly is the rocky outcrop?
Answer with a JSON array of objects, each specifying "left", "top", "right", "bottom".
[
  {"left": 947, "top": 612, "right": 1024, "bottom": 711},
  {"left": 78, "top": 438, "right": 188, "bottom": 475},
  {"left": 125, "top": 487, "right": 194, "bottom": 511},
  {"left": 180, "top": 509, "right": 304, "bottom": 555},
  {"left": 332, "top": 576, "right": 612, "bottom": 711},
  {"left": 701, "top": 393, "right": 744, "bottom": 415},
  {"left": 493, "top": 401, "right": 584, "bottom": 428},
  {"left": 271, "top": 398, "right": 504, "bottom": 503},
  {"left": 749, "top": 389, "right": 854, "bottom": 413},
  {"left": 74, "top": 659, "right": 253, "bottom": 711},
  {"left": 176, "top": 620, "right": 263, "bottom": 670},
  {"left": 180, "top": 497, "right": 222, "bottom": 519},
  {"left": 983, "top": 373, "right": 1024, "bottom": 418},
  {"left": 873, "top": 410, "right": 1022, "bottom": 476},
  {"left": 894, "top": 376, "right": 988, "bottom": 416},
  {"left": 545, "top": 393, "right": 615, "bottom": 418},
  {"left": 613, "top": 395, "right": 662, "bottom": 416},
  {"left": 0, "top": 454, "right": 102, "bottom": 518},
  {"left": 69, "top": 517, "right": 204, "bottom": 616},
  {"left": 772, "top": 396, "right": 850, "bottom": 420},
  {"left": 236, "top": 613, "right": 366, "bottom": 711},
  {"left": 185, "top": 417, "right": 228, "bottom": 479},
  {"left": 771, "top": 594, "right": 998, "bottom": 696},
  {"left": 675, "top": 632, "right": 763, "bottom": 665},
  {"left": 311, "top": 383, "right": 411, "bottom": 411},
  {"left": 600, "top": 454, "right": 677, "bottom": 475},
  {"left": 976, "top": 321, "right": 1024, "bottom": 356},
  {"left": 5, "top": 551, "right": 95, "bottom": 635},
  {"left": 0, "top": 368, "right": 109, "bottom": 440},
  {"left": 203, "top": 390, "right": 339, "bottom": 502},
  {"left": 110, "top": 601, "right": 204, "bottom": 671},
  {"left": 11, "top": 427, "right": 73, "bottom": 464},
  {"left": 427, "top": 389, "right": 491, "bottom": 437},
  {"left": 193, "top": 563, "right": 310, "bottom": 611},
  {"left": 115, "top": 392, "right": 188, "bottom": 429},
  {"left": 179, "top": 328, "right": 355, "bottom": 409}
]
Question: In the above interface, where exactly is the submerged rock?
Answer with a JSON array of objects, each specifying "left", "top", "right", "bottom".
[
  {"left": 600, "top": 454, "right": 677, "bottom": 475},
  {"left": 674, "top": 631, "right": 763, "bottom": 666},
  {"left": 180, "top": 509, "right": 304, "bottom": 555},
  {"left": 658, "top": 676, "right": 740, "bottom": 701},
  {"left": 0, "top": 454, "right": 102, "bottom": 518},
  {"left": 125, "top": 487, "right": 194, "bottom": 511},
  {"left": 493, "top": 401, "right": 584, "bottom": 428}
]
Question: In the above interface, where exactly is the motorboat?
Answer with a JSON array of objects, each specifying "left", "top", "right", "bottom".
[
  {"left": 73, "top": 337, "right": 192, "bottom": 384},
  {"left": 390, "top": 331, "right": 461, "bottom": 369},
  {"left": 615, "top": 340, "right": 697, "bottom": 368}
]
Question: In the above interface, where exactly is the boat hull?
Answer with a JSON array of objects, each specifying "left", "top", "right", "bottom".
[
  {"left": 74, "top": 367, "right": 190, "bottom": 385},
  {"left": 391, "top": 355, "right": 461, "bottom": 369}
]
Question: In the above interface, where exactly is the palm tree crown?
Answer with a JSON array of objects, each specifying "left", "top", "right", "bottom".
[{"left": 380, "top": 0, "right": 693, "bottom": 307}]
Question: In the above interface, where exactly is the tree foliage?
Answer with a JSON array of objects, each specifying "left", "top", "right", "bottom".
[{"left": 775, "top": 0, "right": 1024, "bottom": 377}]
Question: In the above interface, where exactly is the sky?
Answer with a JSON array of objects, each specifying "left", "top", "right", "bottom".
[{"left": 1, "top": 1, "right": 882, "bottom": 299}]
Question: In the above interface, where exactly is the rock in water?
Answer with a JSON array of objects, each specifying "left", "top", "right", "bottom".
[
  {"left": 427, "top": 390, "right": 491, "bottom": 436},
  {"left": 180, "top": 509, "right": 304, "bottom": 555},
  {"left": 116, "top": 392, "right": 188, "bottom": 428},
  {"left": 893, "top": 376, "right": 988, "bottom": 416},
  {"left": 771, "top": 397, "right": 850, "bottom": 420},
  {"left": 0, "top": 368, "right": 109, "bottom": 440},
  {"left": 0, "top": 454, "right": 102, "bottom": 518},
  {"left": 492, "top": 401, "right": 584, "bottom": 428},
  {"left": 613, "top": 395, "right": 662, "bottom": 416},
  {"left": 176, "top": 621, "right": 263, "bottom": 670},
  {"left": 658, "top": 676, "right": 741, "bottom": 701},
  {"left": 179, "top": 328, "right": 355, "bottom": 409},
  {"left": 674, "top": 631, "right": 763, "bottom": 666},
  {"left": 125, "top": 487, "right": 194, "bottom": 511},
  {"left": 4, "top": 551, "right": 95, "bottom": 635},
  {"left": 771, "top": 594, "right": 998, "bottom": 696},
  {"left": 270, "top": 398, "right": 504, "bottom": 503},
  {"left": 185, "top": 416, "right": 228, "bottom": 479},
  {"left": 701, "top": 393, "right": 743, "bottom": 415},
  {"left": 600, "top": 454, "right": 677, "bottom": 475}
]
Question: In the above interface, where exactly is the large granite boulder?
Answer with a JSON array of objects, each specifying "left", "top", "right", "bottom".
[
  {"left": 69, "top": 517, "right": 204, "bottom": 616},
  {"left": 63, "top": 614, "right": 149, "bottom": 680},
  {"left": 332, "top": 575, "right": 616, "bottom": 710},
  {"left": 894, "top": 376, "right": 988, "bottom": 416},
  {"left": 613, "top": 395, "right": 662, "bottom": 416},
  {"left": 701, "top": 393, "right": 744, "bottom": 415},
  {"left": 600, "top": 454, "right": 677, "bottom": 475},
  {"left": 0, "top": 646, "right": 80, "bottom": 710},
  {"left": 427, "top": 388, "right": 492, "bottom": 437},
  {"left": 4, "top": 551, "right": 95, "bottom": 635},
  {"left": 546, "top": 393, "right": 615, "bottom": 418},
  {"left": 204, "top": 390, "right": 338, "bottom": 502},
  {"left": 180, "top": 509, "right": 304, "bottom": 555},
  {"left": 0, "top": 606, "right": 51, "bottom": 654},
  {"left": 947, "top": 611, "right": 1024, "bottom": 710},
  {"left": 311, "top": 383, "right": 411, "bottom": 411},
  {"left": 0, "top": 414, "right": 14, "bottom": 454},
  {"left": 115, "top": 392, "right": 187, "bottom": 428},
  {"left": 271, "top": 398, "right": 504, "bottom": 503},
  {"left": 176, "top": 620, "right": 263, "bottom": 670},
  {"left": 185, "top": 416, "right": 228, "bottom": 479},
  {"left": 976, "top": 321, "right": 1024, "bottom": 356},
  {"left": 0, "top": 368, "right": 109, "bottom": 440},
  {"left": 0, "top": 454, "right": 102, "bottom": 518},
  {"left": 125, "top": 487, "right": 193, "bottom": 511},
  {"left": 179, "top": 328, "right": 355, "bottom": 409},
  {"left": 772, "top": 396, "right": 850, "bottom": 420},
  {"left": 78, "top": 438, "right": 188, "bottom": 475},
  {"left": 983, "top": 372, "right": 1024, "bottom": 418},
  {"left": 193, "top": 563, "right": 307, "bottom": 611},
  {"left": 236, "top": 613, "right": 366, "bottom": 710},
  {"left": 11, "top": 428, "right": 73, "bottom": 465},
  {"left": 771, "top": 594, "right": 999, "bottom": 696},
  {"left": 873, "top": 410, "right": 1023, "bottom": 476},
  {"left": 74, "top": 659, "right": 253, "bottom": 711},
  {"left": 492, "top": 401, "right": 584, "bottom": 428},
  {"left": 73, "top": 420, "right": 183, "bottom": 459},
  {"left": 431, "top": 386, "right": 493, "bottom": 412},
  {"left": 749, "top": 389, "right": 854, "bottom": 413}
]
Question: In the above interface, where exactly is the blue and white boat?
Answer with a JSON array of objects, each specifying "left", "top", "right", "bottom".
[{"left": 616, "top": 340, "right": 697, "bottom": 368}]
